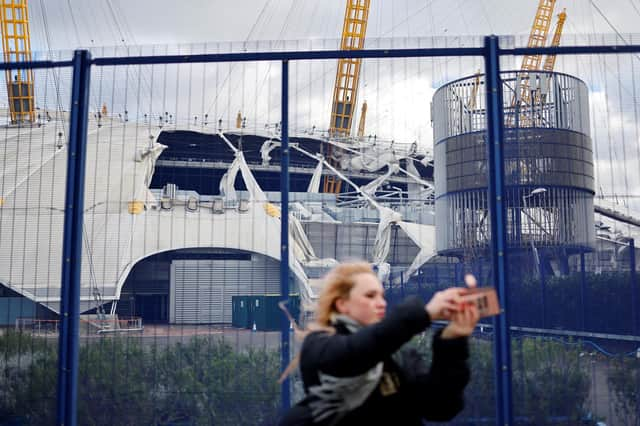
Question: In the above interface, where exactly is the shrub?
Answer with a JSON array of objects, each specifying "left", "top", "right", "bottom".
[
  {"left": 608, "top": 355, "right": 640, "bottom": 426},
  {"left": 413, "top": 333, "right": 591, "bottom": 424},
  {"left": 0, "top": 331, "right": 280, "bottom": 425}
]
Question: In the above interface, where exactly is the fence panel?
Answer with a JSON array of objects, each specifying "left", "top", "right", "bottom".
[
  {"left": 2, "top": 34, "right": 640, "bottom": 426},
  {"left": 0, "top": 53, "right": 74, "bottom": 424}
]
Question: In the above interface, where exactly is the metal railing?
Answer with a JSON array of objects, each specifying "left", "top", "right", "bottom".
[{"left": 15, "top": 317, "right": 143, "bottom": 335}]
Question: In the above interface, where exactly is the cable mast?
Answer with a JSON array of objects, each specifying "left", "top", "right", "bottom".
[
  {"left": 509, "top": 0, "right": 557, "bottom": 127},
  {"left": 0, "top": 0, "right": 35, "bottom": 124},
  {"left": 324, "top": 0, "right": 370, "bottom": 193},
  {"left": 542, "top": 8, "right": 567, "bottom": 72}
]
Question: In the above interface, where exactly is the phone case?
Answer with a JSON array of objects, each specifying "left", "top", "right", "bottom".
[{"left": 460, "top": 287, "right": 501, "bottom": 318}]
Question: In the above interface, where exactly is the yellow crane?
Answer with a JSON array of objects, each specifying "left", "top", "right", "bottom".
[
  {"left": 323, "top": 0, "right": 370, "bottom": 194},
  {"left": 542, "top": 8, "right": 567, "bottom": 72},
  {"left": 0, "top": 0, "right": 35, "bottom": 124},
  {"left": 509, "top": 0, "right": 557, "bottom": 127},
  {"left": 532, "top": 9, "right": 567, "bottom": 111}
]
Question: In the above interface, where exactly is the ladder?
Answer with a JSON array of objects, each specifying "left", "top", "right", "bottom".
[
  {"left": 0, "top": 0, "right": 36, "bottom": 124},
  {"left": 324, "top": 0, "right": 371, "bottom": 194},
  {"left": 508, "top": 0, "right": 556, "bottom": 127}
]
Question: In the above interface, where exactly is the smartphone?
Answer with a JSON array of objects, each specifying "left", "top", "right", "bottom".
[{"left": 460, "top": 288, "right": 501, "bottom": 318}]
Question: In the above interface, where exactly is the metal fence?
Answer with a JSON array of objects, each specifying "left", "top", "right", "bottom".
[{"left": 0, "top": 35, "right": 639, "bottom": 426}]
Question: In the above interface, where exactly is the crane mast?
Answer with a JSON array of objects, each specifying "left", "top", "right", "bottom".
[
  {"left": 0, "top": 0, "right": 35, "bottom": 124},
  {"left": 329, "top": 0, "right": 370, "bottom": 138},
  {"left": 324, "top": 0, "right": 370, "bottom": 194},
  {"left": 542, "top": 9, "right": 567, "bottom": 72},
  {"left": 509, "top": 0, "right": 556, "bottom": 126},
  {"left": 520, "top": 0, "right": 556, "bottom": 71}
]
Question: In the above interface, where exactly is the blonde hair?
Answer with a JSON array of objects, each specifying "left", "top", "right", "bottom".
[
  {"left": 278, "top": 261, "right": 376, "bottom": 383},
  {"left": 315, "top": 261, "right": 375, "bottom": 326}
]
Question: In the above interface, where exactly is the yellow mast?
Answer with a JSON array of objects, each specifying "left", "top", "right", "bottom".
[
  {"left": 542, "top": 9, "right": 567, "bottom": 72},
  {"left": 0, "top": 0, "right": 35, "bottom": 124},
  {"left": 324, "top": 0, "right": 371, "bottom": 194},
  {"left": 510, "top": 0, "right": 556, "bottom": 126},
  {"left": 328, "top": 0, "right": 370, "bottom": 138}
]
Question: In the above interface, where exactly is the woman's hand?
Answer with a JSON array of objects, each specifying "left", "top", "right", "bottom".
[
  {"left": 425, "top": 273, "right": 479, "bottom": 321},
  {"left": 440, "top": 273, "right": 480, "bottom": 338},
  {"left": 425, "top": 287, "right": 465, "bottom": 321},
  {"left": 441, "top": 303, "right": 480, "bottom": 339}
]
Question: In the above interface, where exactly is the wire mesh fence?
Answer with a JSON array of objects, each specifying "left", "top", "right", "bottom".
[
  {"left": 0, "top": 59, "right": 72, "bottom": 424},
  {"left": 0, "top": 35, "right": 639, "bottom": 425}
]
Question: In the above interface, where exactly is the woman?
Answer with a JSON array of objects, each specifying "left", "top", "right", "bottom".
[{"left": 279, "top": 262, "right": 479, "bottom": 426}]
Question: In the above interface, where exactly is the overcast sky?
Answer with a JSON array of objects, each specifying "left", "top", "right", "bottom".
[{"left": 25, "top": 0, "right": 640, "bottom": 50}]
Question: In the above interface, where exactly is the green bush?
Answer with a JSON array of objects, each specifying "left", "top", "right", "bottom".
[
  {"left": 0, "top": 330, "right": 57, "bottom": 423},
  {"left": 3, "top": 329, "right": 636, "bottom": 425},
  {"left": 608, "top": 355, "right": 640, "bottom": 426},
  {"left": 155, "top": 337, "right": 280, "bottom": 425},
  {"left": 414, "top": 333, "right": 591, "bottom": 424},
  {"left": 510, "top": 337, "right": 590, "bottom": 424},
  {"left": 0, "top": 331, "right": 280, "bottom": 425},
  {"left": 510, "top": 271, "right": 635, "bottom": 333}
]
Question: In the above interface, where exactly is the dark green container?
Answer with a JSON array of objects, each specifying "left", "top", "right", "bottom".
[
  {"left": 248, "top": 295, "right": 300, "bottom": 331},
  {"left": 231, "top": 296, "right": 250, "bottom": 328}
]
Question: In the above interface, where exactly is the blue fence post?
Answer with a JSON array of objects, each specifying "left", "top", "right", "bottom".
[
  {"left": 483, "top": 35, "right": 513, "bottom": 426},
  {"left": 630, "top": 239, "right": 637, "bottom": 336},
  {"left": 633, "top": 241, "right": 640, "bottom": 426},
  {"left": 539, "top": 250, "right": 546, "bottom": 329},
  {"left": 56, "top": 49, "right": 92, "bottom": 426},
  {"left": 580, "top": 251, "right": 587, "bottom": 331},
  {"left": 280, "top": 59, "right": 291, "bottom": 412}
]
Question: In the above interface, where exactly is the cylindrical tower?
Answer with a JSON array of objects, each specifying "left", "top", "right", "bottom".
[{"left": 432, "top": 71, "right": 595, "bottom": 258}]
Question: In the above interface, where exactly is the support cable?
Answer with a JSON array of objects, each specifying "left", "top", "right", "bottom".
[{"left": 590, "top": 0, "right": 640, "bottom": 62}]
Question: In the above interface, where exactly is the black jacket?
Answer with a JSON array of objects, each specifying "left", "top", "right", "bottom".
[{"left": 279, "top": 297, "right": 470, "bottom": 425}]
